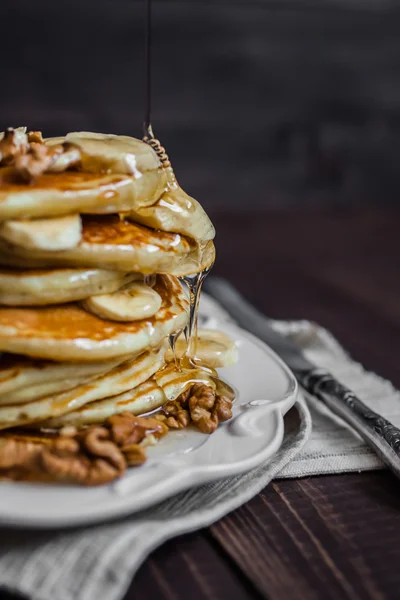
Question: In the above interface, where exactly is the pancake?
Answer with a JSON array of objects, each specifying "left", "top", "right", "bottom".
[
  {"left": 0, "top": 275, "right": 188, "bottom": 361},
  {"left": 0, "top": 374, "right": 107, "bottom": 407},
  {"left": 0, "top": 354, "right": 128, "bottom": 404},
  {"left": 0, "top": 268, "right": 140, "bottom": 306},
  {"left": 0, "top": 166, "right": 165, "bottom": 221},
  {"left": 0, "top": 344, "right": 166, "bottom": 430},
  {"left": 42, "top": 366, "right": 215, "bottom": 428},
  {"left": 0, "top": 216, "right": 216, "bottom": 276}
]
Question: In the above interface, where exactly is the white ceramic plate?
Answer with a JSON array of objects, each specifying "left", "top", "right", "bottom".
[{"left": 0, "top": 320, "right": 297, "bottom": 529}]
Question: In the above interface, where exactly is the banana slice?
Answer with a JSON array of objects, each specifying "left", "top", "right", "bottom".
[
  {"left": 82, "top": 281, "right": 162, "bottom": 322},
  {"left": 165, "top": 328, "right": 238, "bottom": 368},
  {"left": 126, "top": 184, "right": 215, "bottom": 242},
  {"left": 0, "top": 214, "right": 82, "bottom": 251},
  {"left": 46, "top": 132, "right": 161, "bottom": 177}
]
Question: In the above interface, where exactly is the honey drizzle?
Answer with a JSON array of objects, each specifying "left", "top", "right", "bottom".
[
  {"left": 141, "top": 0, "right": 234, "bottom": 400},
  {"left": 180, "top": 262, "right": 213, "bottom": 365},
  {"left": 168, "top": 329, "right": 182, "bottom": 369}
]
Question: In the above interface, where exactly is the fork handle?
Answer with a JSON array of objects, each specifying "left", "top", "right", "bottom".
[{"left": 296, "top": 367, "right": 400, "bottom": 477}]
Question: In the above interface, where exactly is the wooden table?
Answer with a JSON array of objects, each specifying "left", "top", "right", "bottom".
[{"left": 2, "top": 208, "right": 400, "bottom": 600}]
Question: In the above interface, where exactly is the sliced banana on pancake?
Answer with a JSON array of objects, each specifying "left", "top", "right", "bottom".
[
  {"left": 0, "top": 214, "right": 82, "bottom": 251},
  {"left": 0, "top": 217, "right": 216, "bottom": 276},
  {"left": 165, "top": 329, "right": 238, "bottom": 368},
  {"left": 0, "top": 345, "right": 166, "bottom": 430},
  {"left": 126, "top": 185, "right": 215, "bottom": 243},
  {"left": 0, "top": 275, "right": 188, "bottom": 361},
  {"left": 82, "top": 281, "right": 162, "bottom": 322},
  {"left": 0, "top": 268, "right": 140, "bottom": 306},
  {"left": 46, "top": 132, "right": 161, "bottom": 179}
]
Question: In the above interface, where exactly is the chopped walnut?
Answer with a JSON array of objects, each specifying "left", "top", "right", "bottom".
[
  {"left": 161, "top": 384, "right": 233, "bottom": 434},
  {"left": 14, "top": 143, "right": 63, "bottom": 182},
  {"left": 0, "top": 411, "right": 171, "bottom": 485},
  {"left": 0, "top": 128, "right": 29, "bottom": 165},
  {"left": 38, "top": 428, "right": 126, "bottom": 486},
  {"left": 81, "top": 426, "right": 126, "bottom": 473},
  {"left": 0, "top": 437, "right": 42, "bottom": 470},
  {"left": 213, "top": 396, "right": 233, "bottom": 422},
  {"left": 122, "top": 444, "right": 147, "bottom": 466},
  {"left": 108, "top": 412, "right": 168, "bottom": 448},
  {"left": 160, "top": 403, "right": 190, "bottom": 430},
  {"left": 13, "top": 141, "right": 81, "bottom": 182},
  {"left": 27, "top": 131, "right": 44, "bottom": 144}
]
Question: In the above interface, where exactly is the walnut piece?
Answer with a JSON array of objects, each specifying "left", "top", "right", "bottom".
[
  {"left": 14, "top": 143, "right": 63, "bottom": 182},
  {"left": 0, "top": 126, "right": 81, "bottom": 181},
  {"left": 108, "top": 412, "right": 168, "bottom": 447},
  {"left": 0, "top": 412, "right": 168, "bottom": 486},
  {"left": 27, "top": 131, "right": 44, "bottom": 144},
  {"left": 161, "top": 384, "right": 233, "bottom": 434},
  {"left": 0, "top": 437, "right": 42, "bottom": 470},
  {"left": 122, "top": 444, "right": 147, "bottom": 466},
  {"left": 0, "top": 128, "right": 29, "bottom": 166}
]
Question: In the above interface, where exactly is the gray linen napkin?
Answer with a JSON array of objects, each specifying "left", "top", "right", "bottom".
[{"left": 0, "top": 293, "right": 397, "bottom": 600}]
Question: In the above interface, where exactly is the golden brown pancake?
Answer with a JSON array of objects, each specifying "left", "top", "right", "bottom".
[
  {"left": 0, "top": 216, "right": 216, "bottom": 276},
  {"left": 0, "top": 344, "right": 166, "bottom": 430},
  {"left": 0, "top": 268, "right": 140, "bottom": 306},
  {"left": 0, "top": 167, "right": 165, "bottom": 221},
  {"left": 0, "top": 353, "right": 128, "bottom": 405},
  {"left": 41, "top": 365, "right": 215, "bottom": 428},
  {"left": 0, "top": 275, "right": 188, "bottom": 361}
]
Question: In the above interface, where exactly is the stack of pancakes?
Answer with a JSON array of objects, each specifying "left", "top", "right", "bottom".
[{"left": 0, "top": 129, "right": 236, "bottom": 445}]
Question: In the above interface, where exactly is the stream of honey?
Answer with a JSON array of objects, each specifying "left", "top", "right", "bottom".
[{"left": 142, "top": 0, "right": 234, "bottom": 399}]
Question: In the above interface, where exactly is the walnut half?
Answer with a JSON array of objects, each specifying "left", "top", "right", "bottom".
[
  {"left": 0, "top": 126, "right": 82, "bottom": 182},
  {"left": 159, "top": 384, "right": 233, "bottom": 434},
  {"left": 0, "top": 412, "right": 168, "bottom": 485},
  {"left": 14, "top": 142, "right": 81, "bottom": 182}
]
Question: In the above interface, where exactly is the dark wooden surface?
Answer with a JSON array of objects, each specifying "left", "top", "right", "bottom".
[{"left": 1, "top": 208, "right": 400, "bottom": 600}]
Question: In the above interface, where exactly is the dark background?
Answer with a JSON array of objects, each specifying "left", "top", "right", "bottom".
[
  {"left": 2, "top": 0, "right": 400, "bottom": 212},
  {"left": 1, "top": 5, "right": 400, "bottom": 600}
]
